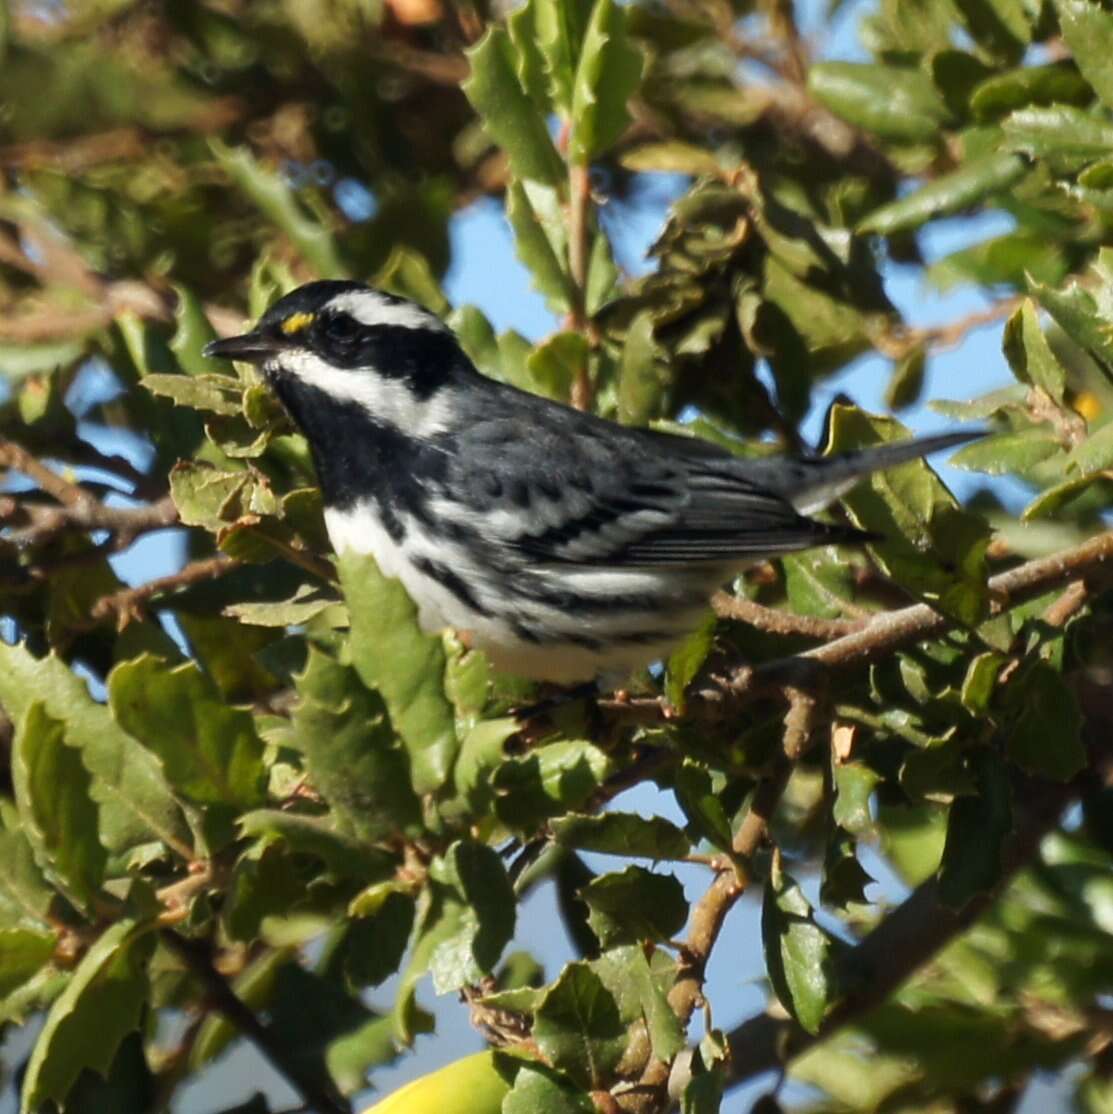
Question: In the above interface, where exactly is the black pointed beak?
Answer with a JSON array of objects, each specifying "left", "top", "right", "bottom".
[{"left": 203, "top": 332, "right": 283, "bottom": 364}]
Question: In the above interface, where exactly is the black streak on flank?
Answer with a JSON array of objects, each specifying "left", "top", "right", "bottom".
[
  {"left": 412, "top": 556, "right": 494, "bottom": 618},
  {"left": 267, "top": 375, "right": 444, "bottom": 532}
]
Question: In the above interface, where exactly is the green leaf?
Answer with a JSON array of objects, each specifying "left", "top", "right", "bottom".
[
  {"left": 682, "top": 1070, "right": 725, "bottom": 1114},
  {"left": 213, "top": 140, "right": 344, "bottom": 277},
  {"left": 827, "top": 406, "right": 990, "bottom": 626},
  {"left": 886, "top": 344, "right": 926, "bottom": 411},
  {"left": 950, "top": 0, "right": 1031, "bottom": 63},
  {"left": 821, "top": 828, "right": 873, "bottom": 909},
  {"left": 0, "top": 928, "right": 55, "bottom": 998},
  {"left": 761, "top": 860, "right": 838, "bottom": 1035},
  {"left": 0, "top": 339, "right": 85, "bottom": 382},
  {"left": 531, "top": 0, "right": 594, "bottom": 113},
  {"left": 591, "top": 945, "right": 685, "bottom": 1062},
  {"left": 858, "top": 154, "right": 1027, "bottom": 235},
  {"left": 582, "top": 865, "right": 688, "bottom": 946},
  {"left": 324, "top": 891, "right": 414, "bottom": 990},
  {"left": 673, "top": 762, "right": 735, "bottom": 854},
  {"left": 427, "top": 840, "right": 516, "bottom": 992},
  {"left": 1053, "top": 0, "right": 1113, "bottom": 111},
  {"left": 0, "top": 822, "right": 55, "bottom": 931},
  {"left": 533, "top": 962, "right": 628, "bottom": 1090},
  {"left": 552, "top": 813, "right": 691, "bottom": 860},
  {"left": 833, "top": 762, "right": 881, "bottom": 834},
  {"left": 238, "top": 810, "right": 391, "bottom": 882},
  {"left": 337, "top": 550, "right": 458, "bottom": 794},
  {"left": 170, "top": 284, "right": 219, "bottom": 376},
  {"left": 527, "top": 331, "right": 589, "bottom": 402},
  {"left": 970, "top": 61, "right": 1092, "bottom": 119},
  {"left": 807, "top": 62, "right": 949, "bottom": 141},
  {"left": 508, "top": 0, "right": 554, "bottom": 112},
  {"left": 502, "top": 1062, "right": 595, "bottom": 1114},
  {"left": 0, "top": 643, "right": 190, "bottom": 856},
  {"left": 1003, "top": 298, "right": 1067, "bottom": 402},
  {"left": 938, "top": 750, "right": 1012, "bottom": 908},
  {"left": 494, "top": 739, "right": 611, "bottom": 828},
  {"left": 1002, "top": 105, "right": 1113, "bottom": 165},
  {"left": 507, "top": 181, "right": 575, "bottom": 315},
  {"left": 22, "top": 920, "right": 154, "bottom": 1113},
  {"left": 463, "top": 27, "right": 565, "bottom": 185},
  {"left": 782, "top": 548, "right": 857, "bottom": 619},
  {"left": 569, "top": 0, "right": 645, "bottom": 162},
  {"left": 291, "top": 646, "right": 422, "bottom": 842},
  {"left": 109, "top": 655, "right": 267, "bottom": 811},
  {"left": 618, "top": 311, "right": 664, "bottom": 426},
  {"left": 141, "top": 372, "right": 244, "bottom": 414},
  {"left": 1069, "top": 418, "right": 1113, "bottom": 474},
  {"left": 1004, "top": 661, "right": 1086, "bottom": 780},
  {"left": 665, "top": 613, "right": 716, "bottom": 713},
  {"left": 12, "top": 703, "right": 106, "bottom": 911},
  {"left": 949, "top": 428, "right": 1064, "bottom": 475},
  {"left": 1029, "top": 268, "right": 1113, "bottom": 378},
  {"left": 928, "top": 230, "right": 1068, "bottom": 292}
]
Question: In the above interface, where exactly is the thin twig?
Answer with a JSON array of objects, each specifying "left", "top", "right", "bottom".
[
  {"left": 90, "top": 555, "right": 243, "bottom": 628},
  {"left": 159, "top": 930, "right": 350, "bottom": 1114},
  {"left": 712, "top": 591, "right": 864, "bottom": 639}
]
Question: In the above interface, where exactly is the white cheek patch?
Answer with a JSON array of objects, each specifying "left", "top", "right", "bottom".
[
  {"left": 270, "top": 350, "right": 457, "bottom": 437},
  {"left": 328, "top": 290, "right": 449, "bottom": 333}
]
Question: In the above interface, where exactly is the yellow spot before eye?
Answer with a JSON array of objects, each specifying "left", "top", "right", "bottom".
[{"left": 281, "top": 312, "right": 315, "bottom": 335}]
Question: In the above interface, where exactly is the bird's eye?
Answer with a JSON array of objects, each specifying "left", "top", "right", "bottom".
[{"left": 320, "top": 313, "right": 360, "bottom": 345}]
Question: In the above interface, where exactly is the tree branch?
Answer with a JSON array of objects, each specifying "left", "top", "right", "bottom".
[
  {"left": 89, "top": 555, "right": 243, "bottom": 628},
  {"left": 159, "top": 930, "right": 350, "bottom": 1114}
]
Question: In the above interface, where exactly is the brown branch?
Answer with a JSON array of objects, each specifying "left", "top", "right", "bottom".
[
  {"left": 873, "top": 296, "right": 1022, "bottom": 360},
  {"left": 712, "top": 591, "right": 864, "bottom": 639},
  {"left": 90, "top": 555, "right": 243, "bottom": 628},
  {"left": 0, "top": 493, "right": 179, "bottom": 551},
  {"left": 159, "top": 930, "right": 350, "bottom": 1114}
]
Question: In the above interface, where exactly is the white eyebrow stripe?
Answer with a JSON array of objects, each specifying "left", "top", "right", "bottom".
[{"left": 327, "top": 290, "right": 449, "bottom": 332}]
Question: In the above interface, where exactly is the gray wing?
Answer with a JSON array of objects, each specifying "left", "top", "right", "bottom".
[{"left": 439, "top": 416, "right": 862, "bottom": 568}]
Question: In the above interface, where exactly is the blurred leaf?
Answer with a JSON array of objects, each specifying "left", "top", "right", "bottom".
[
  {"left": 970, "top": 61, "right": 1091, "bottom": 119},
  {"left": 1029, "top": 265, "right": 1113, "bottom": 380},
  {"left": 674, "top": 762, "right": 735, "bottom": 853},
  {"left": 783, "top": 548, "right": 857, "bottom": 619},
  {"left": 886, "top": 344, "right": 926, "bottom": 411},
  {"left": 618, "top": 310, "right": 664, "bottom": 426},
  {"left": 950, "top": 0, "right": 1031, "bottom": 62},
  {"left": 238, "top": 810, "right": 390, "bottom": 882},
  {"left": 171, "top": 285, "right": 219, "bottom": 376},
  {"left": 463, "top": 27, "right": 565, "bottom": 185},
  {"left": 569, "top": 0, "right": 645, "bottom": 162},
  {"left": 582, "top": 865, "right": 688, "bottom": 946},
  {"left": 0, "top": 928, "right": 55, "bottom": 998},
  {"left": 833, "top": 762, "right": 880, "bottom": 834},
  {"left": 364, "top": 1051, "right": 513, "bottom": 1114},
  {"left": 1003, "top": 298, "right": 1068, "bottom": 402},
  {"left": 1004, "top": 660, "right": 1085, "bottom": 780},
  {"left": 938, "top": 750, "right": 1012, "bottom": 908},
  {"left": 213, "top": 141, "right": 344, "bottom": 277},
  {"left": 109, "top": 655, "right": 267, "bottom": 811},
  {"left": 533, "top": 962, "right": 628, "bottom": 1090},
  {"left": 928, "top": 230, "right": 1067, "bottom": 291},
  {"left": 1002, "top": 105, "right": 1113, "bottom": 165},
  {"left": 527, "top": 331, "right": 588, "bottom": 401},
  {"left": 551, "top": 813, "right": 691, "bottom": 859},
  {"left": 950, "top": 428, "right": 1064, "bottom": 475},
  {"left": 859, "top": 154, "right": 1026, "bottom": 234},
  {"left": 325, "top": 891, "right": 414, "bottom": 990},
  {"left": 12, "top": 703, "right": 106, "bottom": 911},
  {"left": 683, "top": 1070, "right": 725, "bottom": 1113},
  {"left": 762, "top": 859, "right": 838, "bottom": 1035},
  {"left": 142, "top": 373, "right": 244, "bottom": 414},
  {"left": 338, "top": 550, "right": 458, "bottom": 795},
  {"left": 1053, "top": 0, "right": 1113, "bottom": 111},
  {"left": 0, "top": 339, "right": 85, "bottom": 382},
  {"left": 0, "top": 643, "right": 189, "bottom": 856},
  {"left": 808, "top": 62, "right": 949, "bottom": 141},
  {"left": 22, "top": 920, "right": 154, "bottom": 1113},
  {"left": 291, "top": 646, "right": 422, "bottom": 842}
]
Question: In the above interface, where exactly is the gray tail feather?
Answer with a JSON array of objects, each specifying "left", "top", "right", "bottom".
[{"left": 771, "top": 430, "right": 981, "bottom": 516}]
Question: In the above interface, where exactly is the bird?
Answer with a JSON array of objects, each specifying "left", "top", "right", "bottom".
[{"left": 204, "top": 280, "right": 976, "bottom": 686}]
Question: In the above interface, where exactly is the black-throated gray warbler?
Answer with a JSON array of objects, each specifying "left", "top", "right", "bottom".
[{"left": 204, "top": 280, "right": 975, "bottom": 684}]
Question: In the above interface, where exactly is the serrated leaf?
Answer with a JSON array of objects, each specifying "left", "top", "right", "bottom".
[
  {"left": 0, "top": 929, "right": 55, "bottom": 998},
  {"left": 494, "top": 739, "right": 611, "bottom": 828},
  {"left": 463, "top": 27, "right": 565, "bottom": 185},
  {"left": 0, "top": 644, "right": 190, "bottom": 856},
  {"left": 1053, "top": 0, "right": 1113, "bottom": 111},
  {"left": 949, "top": 428, "right": 1064, "bottom": 475},
  {"left": 533, "top": 963, "right": 628, "bottom": 1090},
  {"left": 291, "top": 646, "right": 422, "bottom": 842},
  {"left": 1002, "top": 105, "right": 1113, "bottom": 165},
  {"left": 141, "top": 372, "right": 243, "bottom": 414},
  {"left": 582, "top": 865, "right": 688, "bottom": 946},
  {"left": 552, "top": 812, "right": 691, "bottom": 860},
  {"left": 22, "top": 921, "right": 154, "bottom": 1112},
  {"left": 761, "top": 862, "right": 838, "bottom": 1035},
  {"left": 858, "top": 154, "right": 1026, "bottom": 235},
  {"left": 665, "top": 613, "right": 716, "bottom": 713},
  {"left": 782, "top": 548, "right": 857, "bottom": 619},
  {"left": 970, "top": 61, "right": 1091, "bottom": 119},
  {"left": 238, "top": 810, "right": 392, "bottom": 882},
  {"left": 12, "top": 704, "right": 106, "bottom": 911},
  {"left": 213, "top": 140, "right": 344, "bottom": 277},
  {"left": 532, "top": 0, "right": 593, "bottom": 112},
  {"left": 673, "top": 762, "right": 734, "bottom": 853},
  {"left": 527, "top": 331, "right": 589, "bottom": 402},
  {"left": 0, "top": 825, "right": 55, "bottom": 931},
  {"left": 808, "top": 62, "right": 948, "bottom": 141},
  {"left": 591, "top": 944, "right": 685, "bottom": 1062},
  {"left": 109, "top": 655, "right": 266, "bottom": 811},
  {"left": 617, "top": 310, "right": 664, "bottom": 426},
  {"left": 337, "top": 550, "right": 458, "bottom": 794},
  {"left": 569, "top": 0, "right": 645, "bottom": 162}
]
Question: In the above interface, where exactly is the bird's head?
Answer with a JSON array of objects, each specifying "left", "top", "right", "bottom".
[{"left": 203, "top": 281, "right": 470, "bottom": 428}]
